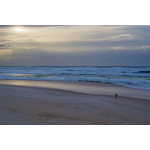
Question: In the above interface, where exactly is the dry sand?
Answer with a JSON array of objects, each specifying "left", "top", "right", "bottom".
[{"left": 0, "top": 80, "right": 150, "bottom": 125}]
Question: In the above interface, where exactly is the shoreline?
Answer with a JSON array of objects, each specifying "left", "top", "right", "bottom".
[
  {"left": 1, "top": 78, "right": 150, "bottom": 91},
  {"left": 1, "top": 83, "right": 149, "bottom": 102},
  {"left": 0, "top": 79, "right": 150, "bottom": 100}
]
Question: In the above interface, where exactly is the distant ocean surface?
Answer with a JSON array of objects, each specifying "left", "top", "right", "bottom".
[{"left": 0, "top": 66, "right": 150, "bottom": 90}]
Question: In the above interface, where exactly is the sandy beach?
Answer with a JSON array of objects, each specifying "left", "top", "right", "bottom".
[{"left": 0, "top": 80, "right": 150, "bottom": 125}]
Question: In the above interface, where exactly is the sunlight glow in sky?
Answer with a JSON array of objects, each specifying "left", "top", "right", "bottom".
[{"left": 14, "top": 27, "right": 27, "bottom": 33}]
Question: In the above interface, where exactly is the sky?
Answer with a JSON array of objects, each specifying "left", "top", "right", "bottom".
[{"left": 0, "top": 25, "right": 150, "bottom": 66}]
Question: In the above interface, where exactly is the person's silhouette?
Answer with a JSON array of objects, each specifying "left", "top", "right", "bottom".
[{"left": 115, "top": 93, "right": 117, "bottom": 99}]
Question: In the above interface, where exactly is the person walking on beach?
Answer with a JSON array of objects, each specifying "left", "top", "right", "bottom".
[{"left": 115, "top": 93, "right": 117, "bottom": 99}]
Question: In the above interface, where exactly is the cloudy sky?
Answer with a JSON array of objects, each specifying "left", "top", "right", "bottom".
[{"left": 0, "top": 25, "right": 150, "bottom": 66}]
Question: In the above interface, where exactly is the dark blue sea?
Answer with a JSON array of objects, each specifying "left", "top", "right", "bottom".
[{"left": 0, "top": 66, "right": 150, "bottom": 90}]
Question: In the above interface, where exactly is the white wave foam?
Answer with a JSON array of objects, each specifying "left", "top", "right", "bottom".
[{"left": 0, "top": 66, "right": 150, "bottom": 90}]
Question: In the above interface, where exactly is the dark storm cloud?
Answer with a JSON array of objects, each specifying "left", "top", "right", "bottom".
[
  {"left": 0, "top": 25, "right": 13, "bottom": 28},
  {"left": 0, "top": 44, "right": 12, "bottom": 50},
  {"left": 0, "top": 44, "right": 11, "bottom": 46},
  {"left": 1, "top": 47, "right": 149, "bottom": 66},
  {"left": 55, "top": 49, "right": 150, "bottom": 66},
  {"left": 84, "top": 49, "right": 150, "bottom": 66}
]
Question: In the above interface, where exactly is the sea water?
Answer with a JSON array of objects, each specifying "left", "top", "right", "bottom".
[{"left": 0, "top": 66, "right": 150, "bottom": 90}]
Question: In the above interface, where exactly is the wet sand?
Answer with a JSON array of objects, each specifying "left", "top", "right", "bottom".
[{"left": 0, "top": 80, "right": 150, "bottom": 125}]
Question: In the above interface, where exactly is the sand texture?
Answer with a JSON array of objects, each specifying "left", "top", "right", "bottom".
[{"left": 0, "top": 81, "right": 150, "bottom": 125}]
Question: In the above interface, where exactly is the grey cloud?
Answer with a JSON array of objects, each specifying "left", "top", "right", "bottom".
[
  {"left": 0, "top": 32, "right": 12, "bottom": 36},
  {"left": 22, "top": 25, "right": 67, "bottom": 27},
  {"left": 0, "top": 25, "right": 14, "bottom": 28},
  {"left": 0, "top": 44, "right": 12, "bottom": 50},
  {"left": 1, "top": 47, "right": 149, "bottom": 66},
  {"left": 9, "top": 36, "right": 150, "bottom": 53},
  {"left": 0, "top": 44, "right": 11, "bottom": 46},
  {"left": 1, "top": 25, "right": 150, "bottom": 66},
  {"left": 0, "top": 25, "right": 67, "bottom": 28}
]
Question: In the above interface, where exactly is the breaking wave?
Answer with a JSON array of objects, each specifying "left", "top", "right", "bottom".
[{"left": 0, "top": 66, "right": 150, "bottom": 90}]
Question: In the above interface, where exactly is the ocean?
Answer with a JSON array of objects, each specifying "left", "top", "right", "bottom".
[{"left": 0, "top": 66, "right": 150, "bottom": 90}]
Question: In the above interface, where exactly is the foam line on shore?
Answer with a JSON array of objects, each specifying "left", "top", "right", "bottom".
[{"left": 0, "top": 79, "right": 150, "bottom": 100}]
